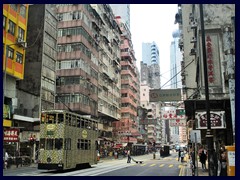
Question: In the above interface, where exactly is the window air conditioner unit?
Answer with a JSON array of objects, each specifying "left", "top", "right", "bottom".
[
  {"left": 190, "top": 21, "right": 198, "bottom": 29},
  {"left": 17, "top": 38, "right": 27, "bottom": 48},
  {"left": 190, "top": 37, "right": 197, "bottom": 43},
  {"left": 189, "top": 13, "right": 194, "bottom": 20},
  {"left": 189, "top": 48, "right": 196, "bottom": 55},
  {"left": 17, "top": 38, "right": 24, "bottom": 43}
]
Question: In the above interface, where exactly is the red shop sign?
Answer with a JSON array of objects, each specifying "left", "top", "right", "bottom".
[{"left": 4, "top": 128, "right": 19, "bottom": 142}]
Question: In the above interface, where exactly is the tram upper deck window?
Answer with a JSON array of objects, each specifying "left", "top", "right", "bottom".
[
  {"left": 77, "top": 117, "right": 81, "bottom": 128},
  {"left": 45, "top": 114, "right": 57, "bottom": 124},
  {"left": 81, "top": 118, "right": 85, "bottom": 128},
  {"left": 65, "top": 113, "right": 71, "bottom": 126},
  {"left": 72, "top": 115, "right": 76, "bottom": 127},
  {"left": 58, "top": 113, "right": 64, "bottom": 124}
]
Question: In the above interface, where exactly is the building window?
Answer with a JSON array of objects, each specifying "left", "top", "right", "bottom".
[
  {"left": 16, "top": 52, "right": 23, "bottom": 64},
  {"left": 8, "top": 47, "right": 14, "bottom": 60},
  {"left": 8, "top": 20, "right": 16, "bottom": 35},
  {"left": 3, "top": 16, "right": 6, "bottom": 29},
  {"left": 10, "top": 4, "right": 18, "bottom": 12},
  {"left": 19, "top": 5, "right": 26, "bottom": 18},
  {"left": 18, "top": 27, "right": 25, "bottom": 40}
]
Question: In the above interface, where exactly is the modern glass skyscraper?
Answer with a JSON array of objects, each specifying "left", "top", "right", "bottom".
[
  {"left": 170, "top": 29, "right": 182, "bottom": 89},
  {"left": 142, "top": 41, "right": 160, "bottom": 65},
  {"left": 141, "top": 41, "right": 160, "bottom": 89}
]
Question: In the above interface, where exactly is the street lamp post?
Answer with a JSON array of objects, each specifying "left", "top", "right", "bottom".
[{"left": 199, "top": 4, "right": 215, "bottom": 176}]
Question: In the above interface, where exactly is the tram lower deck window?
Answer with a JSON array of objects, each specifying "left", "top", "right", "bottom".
[{"left": 55, "top": 138, "right": 63, "bottom": 150}]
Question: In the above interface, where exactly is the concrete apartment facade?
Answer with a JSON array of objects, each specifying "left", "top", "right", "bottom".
[
  {"left": 176, "top": 4, "right": 235, "bottom": 150},
  {"left": 112, "top": 16, "right": 140, "bottom": 146},
  {"left": 54, "top": 4, "right": 122, "bottom": 152}
]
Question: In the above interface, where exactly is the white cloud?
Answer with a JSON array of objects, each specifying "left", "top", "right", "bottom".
[{"left": 130, "top": 4, "right": 178, "bottom": 87}]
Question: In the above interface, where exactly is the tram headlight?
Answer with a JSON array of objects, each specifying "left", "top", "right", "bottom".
[
  {"left": 58, "top": 160, "right": 63, "bottom": 167},
  {"left": 47, "top": 157, "right": 51, "bottom": 163}
]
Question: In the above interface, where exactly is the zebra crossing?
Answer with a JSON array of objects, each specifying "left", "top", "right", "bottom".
[
  {"left": 17, "top": 162, "right": 184, "bottom": 176},
  {"left": 131, "top": 163, "right": 183, "bottom": 168}
]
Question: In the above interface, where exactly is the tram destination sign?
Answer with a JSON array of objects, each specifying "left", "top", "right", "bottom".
[{"left": 150, "top": 88, "right": 181, "bottom": 102}]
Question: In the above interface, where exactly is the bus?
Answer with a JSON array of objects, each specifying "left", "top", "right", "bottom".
[
  {"left": 38, "top": 110, "right": 98, "bottom": 170},
  {"left": 132, "top": 144, "right": 147, "bottom": 155}
]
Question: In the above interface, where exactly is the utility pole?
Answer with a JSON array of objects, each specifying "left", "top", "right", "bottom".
[{"left": 199, "top": 4, "right": 215, "bottom": 176}]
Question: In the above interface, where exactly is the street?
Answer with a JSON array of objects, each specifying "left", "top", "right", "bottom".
[{"left": 3, "top": 151, "right": 185, "bottom": 176}]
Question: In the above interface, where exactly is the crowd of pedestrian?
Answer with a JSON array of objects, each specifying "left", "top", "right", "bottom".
[{"left": 187, "top": 144, "right": 228, "bottom": 176}]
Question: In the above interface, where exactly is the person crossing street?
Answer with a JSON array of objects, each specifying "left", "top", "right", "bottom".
[{"left": 127, "top": 150, "right": 131, "bottom": 163}]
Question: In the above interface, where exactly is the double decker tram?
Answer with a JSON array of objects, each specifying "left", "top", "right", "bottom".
[{"left": 38, "top": 110, "right": 98, "bottom": 170}]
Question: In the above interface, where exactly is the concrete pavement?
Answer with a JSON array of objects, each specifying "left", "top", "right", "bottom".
[
  {"left": 5, "top": 153, "right": 209, "bottom": 176},
  {"left": 181, "top": 157, "right": 209, "bottom": 176}
]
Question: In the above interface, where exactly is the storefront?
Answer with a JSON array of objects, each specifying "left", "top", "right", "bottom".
[{"left": 184, "top": 99, "right": 233, "bottom": 147}]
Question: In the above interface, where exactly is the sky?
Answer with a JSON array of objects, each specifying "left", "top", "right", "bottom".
[{"left": 130, "top": 4, "right": 179, "bottom": 88}]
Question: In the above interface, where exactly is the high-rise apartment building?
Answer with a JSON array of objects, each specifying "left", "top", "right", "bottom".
[
  {"left": 112, "top": 16, "right": 140, "bottom": 145},
  {"left": 3, "top": 4, "right": 29, "bottom": 129},
  {"left": 110, "top": 4, "right": 130, "bottom": 30},
  {"left": 54, "top": 4, "right": 122, "bottom": 152}
]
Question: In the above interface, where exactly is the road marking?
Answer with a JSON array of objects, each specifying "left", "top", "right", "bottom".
[
  {"left": 159, "top": 164, "right": 165, "bottom": 167},
  {"left": 150, "top": 164, "right": 156, "bottom": 167},
  {"left": 168, "top": 164, "right": 173, "bottom": 168},
  {"left": 178, "top": 165, "right": 182, "bottom": 168},
  {"left": 140, "top": 164, "right": 146, "bottom": 166}
]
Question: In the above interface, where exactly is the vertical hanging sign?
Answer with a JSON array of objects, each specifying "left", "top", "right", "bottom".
[{"left": 205, "top": 33, "right": 221, "bottom": 87}]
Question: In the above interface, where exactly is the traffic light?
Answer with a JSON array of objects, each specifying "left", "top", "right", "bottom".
[{"left": 29, "top": 136, "right": 35, "bottom": 145}]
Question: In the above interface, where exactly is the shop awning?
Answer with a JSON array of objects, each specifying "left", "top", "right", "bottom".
[
  {"left": 113, "top": 144, "right": 122, "bottom": 149},
  {"left": 13, "top": 114, "right": 39, "bottom": 123}
]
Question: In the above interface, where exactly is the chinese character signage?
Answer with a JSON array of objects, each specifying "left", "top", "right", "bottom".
[
  {"left": 195, "top": 111, "right": 226, "bottom": 129},
  {"left": 4, "top": 128, "right": 19, "bottom": 142},
  {"left": 203, "top": 33, "right": 221, "bottom": 87},
  {"left": 170, "top": 119, "right": 186, "bottom": 126},
  {"left": 150, "top": 89, "right": 181, "bottom": 102},
  {"left": 161, "top": 109, "right": 186, "bottom": 120},
  {"left": 139, "top": 118, "right": 158, "bottom": 125}
]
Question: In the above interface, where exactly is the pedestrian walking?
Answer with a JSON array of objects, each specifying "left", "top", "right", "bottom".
[
  {"left": 199, "top": 150, "right": 207, "bottom": 171},
  {"left": 114, "top": 151, "right": 118, "bottom": 159},
  {"left": 4, "top": 151, "right": 9, "bottom": 169},
  {"left": 219, "top": 149, "right": 227, "bottom": 176},
  {"left": 16, "top": 150, "right": 22, "bottom": 168},
  {"left": 190, "top": 149, "right": 196, "bottom": 169},
  {"left": 127, "top": 150, "right": 131, "bottom": 163},
  {"left": 178, "top": 149, "right": 181, "bottom": 161},
  {"left": 180, "top": 150, "right": 185, "bottom": 162}
]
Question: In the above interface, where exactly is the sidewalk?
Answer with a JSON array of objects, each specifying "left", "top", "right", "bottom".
[
  {"left": 182, "top": 158, "right": 209, "bottom": 176},
  {"left": 3, "top": 162, "right": 38, "bottom": 171}
]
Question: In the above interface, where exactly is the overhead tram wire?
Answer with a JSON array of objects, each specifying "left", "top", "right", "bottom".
[{"left": 160, "top": 59, "right": 195, "bottom": 89}]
